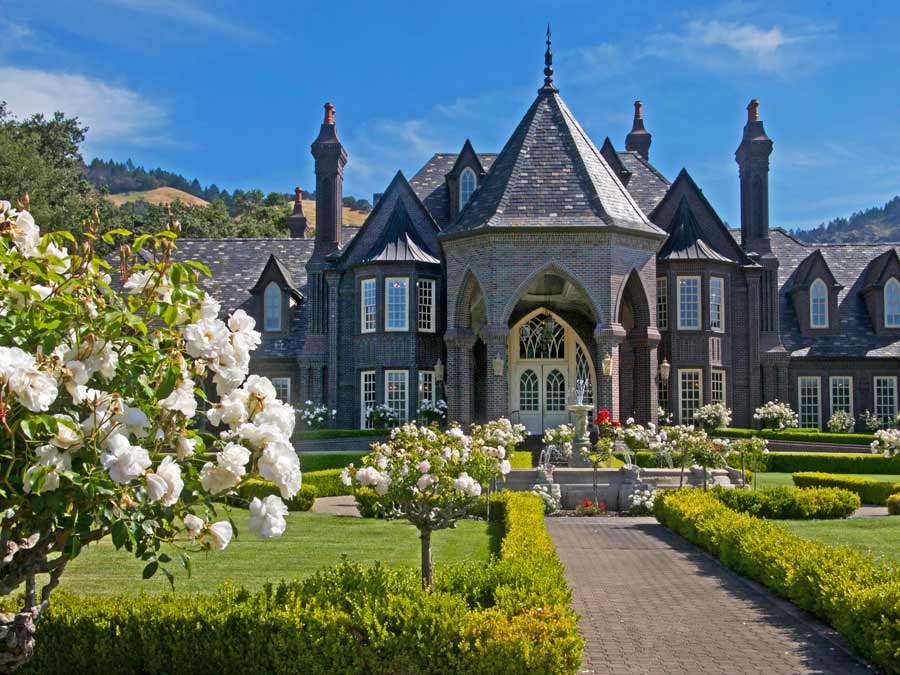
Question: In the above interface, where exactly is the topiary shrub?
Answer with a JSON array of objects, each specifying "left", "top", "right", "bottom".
[
  {"left": 888, "top": 493, "right": 900, "bottom": 516},
  {"left": 709, "top": 486, "right": 859, "bottom": 519},
  {"left": 792, "top": 472, "right": 900, "bottom": 505},
  {"left": 354, "top": 487, "right": 386, "bottom": 518}
]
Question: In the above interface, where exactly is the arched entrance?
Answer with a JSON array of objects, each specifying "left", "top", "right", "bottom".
[
  {"left": 617, "top": 271, "right": 653, "bottom": 423},
  {"left": 508, "top": 308, "right": 597, "bottom": 434}
]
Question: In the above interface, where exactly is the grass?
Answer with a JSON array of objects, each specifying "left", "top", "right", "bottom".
[
  {"left": 755, "top": 472, "right": 900, "bottom": 489},
  {"left": 299, "top": 449, "right": 534, "bottom": 472},
  {"left": 52, "top": 509, "right": 500, "bottom": 596},
  {"left": 781, "top": 517, "right": 900, "bottom": 564}
]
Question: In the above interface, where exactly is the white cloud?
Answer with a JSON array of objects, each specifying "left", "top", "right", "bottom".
[
  {"left": 99, "top": 0, "right": 264, "bottom": 42},
  {"left": 0, "top": 67, "right": 168, "bottom": 147},
  {"left": 557, "top": 43, "right": 623, "bottom": 83},
  {"left": 643, "top": 19, "right": 831, "bottom": 75}
]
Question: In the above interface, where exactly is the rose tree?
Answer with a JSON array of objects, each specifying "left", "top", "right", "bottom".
[
  {"left": 0, "top": 202, "right": 300, "bottom": 670},
  {"left": 342, "top": 421, "right": 512, "bottom": 590}
]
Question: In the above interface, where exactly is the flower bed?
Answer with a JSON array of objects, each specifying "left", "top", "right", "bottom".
[
  {"left": 792, "top": 472, "right": 900, "bottom": 505},
  {"left": 19, "top": 493, "right": 583, "bottom": 675},
  {"left": 655, "top": 489, "right": 900, "bottom": 674},
  {"left": 708, "top": 485, "right": 859, "bottom": 519}
]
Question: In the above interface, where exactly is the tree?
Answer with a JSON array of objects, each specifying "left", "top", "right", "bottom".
[{"left": 0, "top": 202, "right": 301, "bottom": 670}]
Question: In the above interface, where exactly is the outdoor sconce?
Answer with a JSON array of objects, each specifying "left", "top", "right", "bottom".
[
  {"left": 434, "top": 358, "right": 445, "bottom": 382},
  {"left": 492, "top": 356, "right": 505, "bottom": 377},
  {"left": 659, "top": 359, "right": 671, "bottom": 381},
  {"left": 601, "top": 352, "right": 613, "bottom": 377}
]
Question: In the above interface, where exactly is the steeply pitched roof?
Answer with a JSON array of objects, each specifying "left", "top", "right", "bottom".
[
  {"left": 658, "top": 196, "right": 734, "bottom": 262},
  {"left": 445, "top": 89, "right": 663, "bottom": 235},
  {"left": 771, "top": 229, "right": 900, "bottom": 357},
  {"left": 617, "top": 150, "right": 670, "bottom": 215},
  {"left": 862, "top": 248, "right": 900, "bottom": 291},
  {"left": 409, "top": 152, "right": 498, "bottom": 227},
  {"left": 249, "top": 254, "right": 304, "bottom": 299},
  {"left": 339, "top": 170, "right": 441, "bottom": 267}
]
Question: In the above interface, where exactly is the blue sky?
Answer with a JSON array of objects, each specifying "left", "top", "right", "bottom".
[{"left": 2, "top": 0, "right": 899, "bottom": 230}]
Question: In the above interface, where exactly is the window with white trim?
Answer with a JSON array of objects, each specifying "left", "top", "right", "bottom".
[
  {"left": 656, "top": 277, "right": 668, "bottom": 330},
  {"left": 264, "top": 282, "right": 282, "bottom": 331},
  {"left": 874, "top": 376, "right": 898, "bottom": 424},
  {"left": 385, "top": 369, "right": 408, "bottom": 423},
  {"left": 810, "top": 279, "right": 828, "bottom": 328},
  {"left": 886, "top": 278, "right": 900, "bottom": 328},
  {"left": 271, "top": 377, "right": 291, "bottom": 403},
  {"left": 710, "top": 277, "right": 724, "bottom": 332},
  {"left": 829, "top": 376, "right": 853, "bottom": 415},
  {"left": 679, "top": 369, "right": 702, "bottom": 423},
  {"left": 711, "top": 370, "right": 726, "bottom": 404},
  {"left": 417, "top": 279, "right": 435, "bottom": 332},
  {"left": 360, "top": 278, "right": 376, "bottom": 333},
  {"left": 677, "top": 276, "right": 700, "bottom": 330},
  {"left": 385, "top": 277, "right": 408, "bottom": 331},
  {"left": 361, "top": 371, "right": 376, "bottom": 429},
  {"left": 798, "top": 376, "right": 821, "bottom": 429},
  {"left": 418, "top": 370, "right": 435, "bottom": 407},
  {"left": 460, "top": 168, "right": 476, "bottom": 207}
]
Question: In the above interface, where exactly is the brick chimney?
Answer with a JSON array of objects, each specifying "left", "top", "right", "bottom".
[
  {"left": 286, "top": 187, "right": 309, "bottom": 238},
  {"left": 310, "top": 102, "right": 347, "bottom": 259},
  {"left": 735, "top": 98, "right": 774, "bottom": 255},
  {"left": 625, "top": 100, "right": 652, "bottom": 160}
]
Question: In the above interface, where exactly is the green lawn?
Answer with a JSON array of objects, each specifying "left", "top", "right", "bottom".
[
  {"left": 781, "top": 517, "right": 900, "bottom": 564},
  {"left": 755, "top": 472, "right": 900, "bottom": 489},
  {"left": 52, "top": 509, "right": 501, "bottom": 596}
]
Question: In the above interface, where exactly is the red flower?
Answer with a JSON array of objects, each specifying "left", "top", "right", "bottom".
[
  {"left": 595, "top": 410, "right": 610, "bottom": 425},
  {"left": 581, "top": 498, "right": 593, "bottom": 508},
  {"left": 598, "top": 502, "right": 607, "bottom": 513}
]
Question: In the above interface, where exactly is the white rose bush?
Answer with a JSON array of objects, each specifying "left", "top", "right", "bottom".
[
  {"left": 343, "top": 419, "right": 520, "bottom": 590},
  {"left": 0, "top": 201, "right": 299, "bottom": 669},
  {"left": 753, "top": 400, "right": 799, "bottom": 430}
]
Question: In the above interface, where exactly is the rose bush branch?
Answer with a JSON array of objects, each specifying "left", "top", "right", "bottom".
[{"left": 0, "top": 200, "right": 301, "bottom": 670}]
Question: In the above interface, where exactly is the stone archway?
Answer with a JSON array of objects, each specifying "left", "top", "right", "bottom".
[
  {"left": 617, "top": 270, "right": 655, "bottom": 423},
  {"left": 447, "top": 270, "right": 489, "bottom": 425}
]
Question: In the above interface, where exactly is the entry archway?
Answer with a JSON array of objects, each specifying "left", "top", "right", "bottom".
[
  {"left": 617, "top": 270, "right": 653, "bottom": 423},
  {"left": 508, "top": 308, "right": 597, "bottom": 434}
]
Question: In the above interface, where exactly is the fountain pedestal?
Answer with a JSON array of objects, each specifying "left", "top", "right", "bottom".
[{"left": 567, "top": 403, "right": 594, "bottom": 468}]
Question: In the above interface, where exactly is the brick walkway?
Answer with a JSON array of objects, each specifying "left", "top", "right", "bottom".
[{"left": 547, "top": 517, "right": 875, "bottom": 675}]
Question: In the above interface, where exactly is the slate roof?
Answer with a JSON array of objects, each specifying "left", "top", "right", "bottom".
[
  {"left": 770, "top": 229, "right": 900, "bottom": 358},
  {"left": 617, "top": 150, "right": 670, "bottom": 215},
  {"left": 361, "top": 198, "right": 440, "bottom": 264},
  {"left": 409, "top": 152, "right": 497, "bottom": 227},
  {"left": 658, "top": 197, "right": 734, "bottom": 263},
  {"left": 444, "top": 89, "right": 663, "bottom": 235}
]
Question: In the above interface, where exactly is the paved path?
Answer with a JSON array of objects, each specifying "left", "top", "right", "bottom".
[
  {"left": 312, "top": 495, "right": 359, "bottom": 517},
  {"left": 547, "top": 517, "right": 875, "bottom": 675},
  {"left": 851, "top": 505, "right": 890, "bottom": 518}
]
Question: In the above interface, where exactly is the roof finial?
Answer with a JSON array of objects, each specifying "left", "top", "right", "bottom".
[{"left": 542, "top": 23, "right": 555, "bottom": 90}]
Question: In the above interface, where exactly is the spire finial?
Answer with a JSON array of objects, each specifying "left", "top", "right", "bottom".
[{"left": 542, "top": 23, "right": 555, "bottom": 90}]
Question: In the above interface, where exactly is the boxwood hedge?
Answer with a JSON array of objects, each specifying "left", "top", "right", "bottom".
[
  {"left": 711, "top": 427, "right": 874, "bottom": 446},
  {"left": 709, "top": 485, "right": 859, "bottom": 519},
  {"left": 655, "top": 489, "right": 900, "bottom": 674},
  {"left": 792, "top": 472, "right": 900, "bottom": 505},
  {"left": 20, "top": 493, "right": 582, "bottom": 675},
  {"left": 763, "top": 452, "right": 900, "bottom": 475}
]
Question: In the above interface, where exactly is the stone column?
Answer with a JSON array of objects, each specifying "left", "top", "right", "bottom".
[
  {"left": 483, "top": 326, "right": 509, "bottom": 422},
  {"left": 594, "top": 324, "right": 627, "bottom": 421},
  {"left": 445, "top": 329, "right": 475, "bottom": 426}
]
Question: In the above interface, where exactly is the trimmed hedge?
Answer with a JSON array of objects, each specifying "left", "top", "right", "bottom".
[
  {"left": 655, "top": 489, "right": 900, "bottom": 674},
  {"left": 21, "top": 493, "right": 582, "bottom": 675},
  {"left": 299, "top": 451, "right": 366, "bottom": 472},
  {"left": 303, "top": 469, "right": 352, "bottom": 498},
  {"left": 763, "top": 452, "right": 900, "bottom": 475},
  {"left": 711, "top": 427, "right": 874, "bottom": 446},
  {"left": 293, "top": 428, "right": 388, "bottom": 441},
  {"left": 792, "top": 472, "right": 900, "bottom": 505},
  {"left": 236, "top": 479, "right": 316, "bottom": 511},
  {"left": 888, "top": 493, "right": 900, "bottom": 516},
  {"left": 709, "top": 485, "right": 859, "bottom": 519}
]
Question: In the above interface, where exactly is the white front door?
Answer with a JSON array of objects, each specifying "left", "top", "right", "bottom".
[{"left": 514, "top": 364, "right": 568, "bottom": 434}]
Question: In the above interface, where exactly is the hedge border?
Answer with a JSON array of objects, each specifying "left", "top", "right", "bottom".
[
  {"left": 655, "top": 489, "right": 900, "bottom": 674},
  {"left": 708, "top": 485, "right": 859, "bottom": 519},
  {"left": 792, "top": 472, "right": 900, "bottom": 505},
  {"left": 711, "top": 427, "right": 874, "bottom": 446},
  {"left": 764, "top": 452, "right": 900, "bottom": 475}
]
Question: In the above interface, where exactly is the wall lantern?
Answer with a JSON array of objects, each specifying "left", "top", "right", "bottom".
[
  {"left": 434, "top": 358, "right": 445, "bottom": 382},
  {"left": 492, "top": 356, "right": 505, "bottom": 377},
  {"left": 659, "top": 359, "right": 671, "bottom": 381},
  {"left": 601, "top": 352, "right": 613, "bottom": 377}
]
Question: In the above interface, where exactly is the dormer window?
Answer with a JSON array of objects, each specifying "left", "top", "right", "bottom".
[
  {"left": 460, "top": 168, "right": 476, "bottom": 207},
  {"left": 264, "top": 282, "right": 282, "bottom": 331},
  {"left": 810, "top": 278, "right": 828, "bottom": 328},
  {"left": 886, "top": 278, "right": 900, "bottom": 327}
]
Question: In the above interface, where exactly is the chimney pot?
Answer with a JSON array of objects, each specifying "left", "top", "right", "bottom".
[
  {"left": 324, "top": 102, "right": 335, "bottom": 125},
  {"left": 633, "top": 100, "right": 643, "bottom": 120},
  {"left": 747, "top": 99, "right": 760, "bottom": 123}
]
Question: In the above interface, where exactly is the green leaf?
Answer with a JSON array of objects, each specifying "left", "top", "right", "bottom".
[
  {"left": 142, "top": 561, "right": 158, "bottom": 579},
  {"left": 178, "top": 552, "right": 192, "bottom": 577},
  {"left": 65, "top": 535, "right": 82, "bottom": 559},
  {"left": 111, "top": 521, "right": 128, "bottom": 550},
  {"left": 158, "top": 553, "right": 172, "bottom": 563}
]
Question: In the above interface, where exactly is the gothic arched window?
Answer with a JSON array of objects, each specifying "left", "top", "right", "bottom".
[
  {"left": 886, "top": 278, "right": 900, "bottom": 327},
  {"left": 810, "top": 279, "right": 828, "bottom": 329},
  {"left": 460, "top": 168, "right": 476, "bottom": 207},
  {"left": 264, "top": 282, "right": 282, "bottom": 331}
]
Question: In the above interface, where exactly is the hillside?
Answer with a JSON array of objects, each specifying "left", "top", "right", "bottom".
[
  {"left": 298, "top": 199, "right": 368, "bottom": 228},
  {"left": 105, "top": 187, "right": 210, "bottom": 208},
  {"left": 792, "top": 195, "right": 900, "bottom": 244}
]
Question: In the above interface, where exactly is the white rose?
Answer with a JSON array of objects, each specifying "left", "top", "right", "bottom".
[
  {"left": 116, "top": 404, "right": 150, "bottom": 438},
  {"left": 183, "top": 513, "right": 204, "bottom": 538},
  {"left": 23, "top": 445, "right": 71, "bottom": 494},
  {"left": 207, "top": 388, "right": 249, "bottom": 427},
  {"left": 199, "top": 294, "right": 221, "bottom": 320},
  {"left": 218, "top": 443, "right": 251, "bottom": 476},
  {"left": 9, "top": 210, "right": 39, "bottom": 257},
  {"left": 182, "top": 318, "right": 230, "bottom": 360},
  {"left": 199, "top": 462, "right": 240, "bottom": 494},
  {"left": 499, "top": 459, "right": 511, "bottom": 475},
  {"left": 453, "top": 472, "right": 482, "bottom": 497},
  {"left": 375, "top": 474, "right": 392, "bottom": 495},
  {"left": 100, "top": 433, "right": 151, "bottom": 484},
  {"left": 237, "top": 422, "right": 284, "bottom": 450},
  {"left": 176, "top": 435, "right": 197, "bottom": 460},
  {"left": 9, "top": 366, "right": 58, "bottom": 413},
  {"left": 207, "top": 520, "right": 233, "bottom": 550},
  {"left": 50, "top": 414, "right": 81, "bottom": 450},
  {"left": 417, "top": 460, "right": 430, "bottom": 474},
  {"left": 355, "top": 466, "right": 382, "bottom": 487},
  {"left": 416, "top": 474, "right": 436, "bottom": 491},
  {"left": 253, "top": 400, "right": 295, "bottom": 436},
  {"left": 160, "top": 379, "right": 197, "bottom": 418},
  {"left": 340, "top": 468, "right": 352, "bottom": 486},
  {"left": 258, "top": 440, "right": 302, "bottom": 499},
  {"left": 247, "top": 495, "right": 288, "bottom": 539},
  {"left": 145, "top": 457, "right": 183, "bottom": 507},
  {"left": 212, "top": 365, "right": 247, "bottom": 397}
]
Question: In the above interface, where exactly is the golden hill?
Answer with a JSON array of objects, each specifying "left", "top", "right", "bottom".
[
  {"left": 298, "top": 199, "right": 368, "bottom": 230},
  {"left": 105, "top": 187, "right": 210, "bottom": 208}
]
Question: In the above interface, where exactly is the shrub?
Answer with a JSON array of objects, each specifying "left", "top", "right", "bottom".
[
  {"left": 709, "top": 486, "right": 859, "bottom": 519},
  {"left": 888, "top": 493, "right": 900, "bottom": 516},
  {"left": 764, "top": 452, "right": 900, "bottom": 474},
  {"left": 20, "top": 493, "right": 583, "bottom": 675},
  {"left": 303, "top": 469, "right": 351, "bottom": 497},
  {"left": 693, "top": 402, "right": 732, "bottom": 430},
  {"left": 293, "top": 429, "right": 388, "bottom": 441},
  {"left": 236, "top": 479, "right": 317, "bottom": 511},
  {"left": 753, "top": 400, "right": 799, "bottom": 429},
  {"left": 299, "top": 451, "right": 366, "bottom": 472},
  {"left": 792, "top": 472, "right": 900, "bottom": 505},
  {"left": 654, "top": 489, "right": 900, "bottom": 674},
  {"left": 297, "top": 400, "right": 336, "bottom": 430},
  {"left": 710, "top": 427, "right": 875, "bottom": 446},
  {"left": 827, "top": 410, "right": 855, "bottom": 433},
  {"left": 354, "top": 487, "right": 385, "bottom": 518}
]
